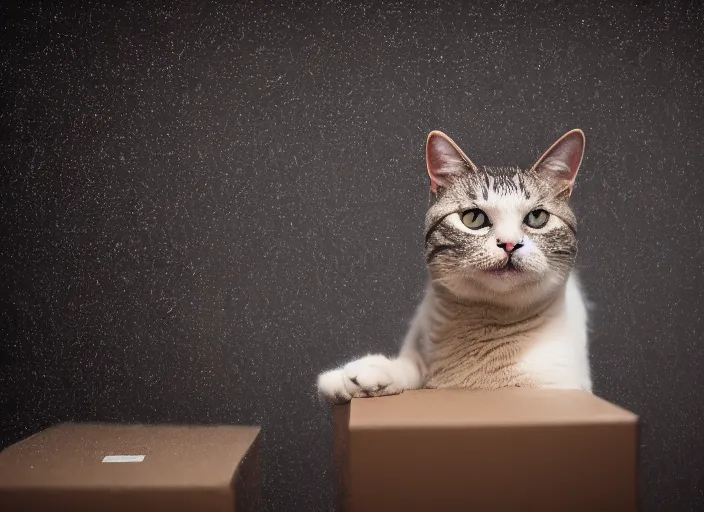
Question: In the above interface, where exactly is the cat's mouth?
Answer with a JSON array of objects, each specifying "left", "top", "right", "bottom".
[{"left": 485, "top": 259, "right": 522, "bottom": 276}]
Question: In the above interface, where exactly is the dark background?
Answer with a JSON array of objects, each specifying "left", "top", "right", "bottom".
[{"left": 1, "top": 1, "right": 702, "bottom": 510}]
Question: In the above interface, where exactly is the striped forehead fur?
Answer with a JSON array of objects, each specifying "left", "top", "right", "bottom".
[{"left": 477, "top": 166, "right": 531, "bottom": 200}]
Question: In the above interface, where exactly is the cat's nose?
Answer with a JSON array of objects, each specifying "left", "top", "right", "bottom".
[{"left": 497, "top": 241, "right": 523, "bottom": 253}]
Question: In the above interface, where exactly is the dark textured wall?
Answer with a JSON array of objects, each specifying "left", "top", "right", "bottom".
[{"left": 1, "top": 1, "right": 702, "bottom": 510}]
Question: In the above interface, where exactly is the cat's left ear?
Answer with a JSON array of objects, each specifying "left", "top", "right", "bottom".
[{"left": 530, "top": 129, "right": 585, "bottom": 197}]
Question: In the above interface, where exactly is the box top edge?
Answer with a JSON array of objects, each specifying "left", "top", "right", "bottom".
[{"left": 347, "top": 388, "right": 639, "bottom": 428}]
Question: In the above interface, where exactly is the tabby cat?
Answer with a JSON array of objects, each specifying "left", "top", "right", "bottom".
[{"left": 318, "top": 129, "right": 591, "bottom": 403}]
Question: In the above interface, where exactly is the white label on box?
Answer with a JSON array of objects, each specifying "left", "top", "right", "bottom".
[{"left": 102, "top": 455, "right": 145, "bottom": 463}]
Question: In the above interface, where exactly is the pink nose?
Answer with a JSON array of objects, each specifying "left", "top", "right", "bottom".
[{"left": 497, "top": 241, "right": 523, "bottom": 253}]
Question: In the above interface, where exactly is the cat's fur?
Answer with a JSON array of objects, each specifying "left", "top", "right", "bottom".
[{"left": 317, "top": 129, "right": 592, "bottom": 403}]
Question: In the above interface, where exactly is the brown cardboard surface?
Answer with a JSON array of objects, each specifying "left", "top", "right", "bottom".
[
  {"left": 335, "top": 388, "right": 638, "bottom": 512},
  {"left": 0, "top": 423, "right": 261, "bottom": 512}
]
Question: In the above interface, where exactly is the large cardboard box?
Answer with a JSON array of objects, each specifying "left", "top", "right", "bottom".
[
  {"left": 334, "top": 388, "right": 638, "bottom": 512},
  {"left": 0, "top": 423, "right": 260, "bottom": 512}
]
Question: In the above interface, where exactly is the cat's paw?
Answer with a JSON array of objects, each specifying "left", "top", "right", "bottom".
[{"left": 317, "top": 355, "right": 406, "bottom": 404}]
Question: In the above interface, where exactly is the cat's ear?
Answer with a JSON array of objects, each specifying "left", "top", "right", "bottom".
[
  {"left": 426, "top": 131, "right": 479, "bottom": 194},
  {"left": 530, "top": 129, "right": 585, "bottom": 197}
]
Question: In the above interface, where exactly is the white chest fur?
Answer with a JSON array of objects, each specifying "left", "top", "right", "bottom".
[{"left": 422, "top": 275, "right": 591, "bottom": 392}]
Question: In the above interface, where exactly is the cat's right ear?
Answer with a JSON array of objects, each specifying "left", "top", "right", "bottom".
[{"left": 426, "top": 131, "right": 479, "bottom": 194}]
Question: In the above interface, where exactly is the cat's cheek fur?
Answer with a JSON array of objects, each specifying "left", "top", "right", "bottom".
[{"left": 514, "top": 235, "right": 536, "bottom": 256}]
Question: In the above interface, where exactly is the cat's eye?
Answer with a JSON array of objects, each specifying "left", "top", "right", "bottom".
[
  {"left": 524, "top": 209, "right": 550, "bottom": 229},
  {"left": 461, "top": 209, "right": 491, "bottom": 229}
]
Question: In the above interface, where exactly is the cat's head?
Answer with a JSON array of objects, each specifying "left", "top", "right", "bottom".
[{"left": 424, "top": 129, "right": 585, "bottom": 304}]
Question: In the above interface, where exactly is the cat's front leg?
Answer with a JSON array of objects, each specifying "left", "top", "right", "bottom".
[
  {"left": 318, "top": 294, "right": 428, "bottom": 404},
  {"left": 317, "top": 355, "right": 421, "bottom": 404}
]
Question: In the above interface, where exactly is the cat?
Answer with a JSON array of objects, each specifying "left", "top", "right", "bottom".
[{"left": 317, "top": 129, "right": 592, "bottom": 403}]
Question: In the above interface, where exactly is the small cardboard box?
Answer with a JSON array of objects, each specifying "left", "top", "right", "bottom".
[
  {"left": 0, "top": 423, "right": 260, "bottom": 512},
  {"left": 334, "top": 388, "right": 638, "bottom": 512}
]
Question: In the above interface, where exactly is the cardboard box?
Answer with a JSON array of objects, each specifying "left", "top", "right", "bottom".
[
  {"left": 334, "top": 388, "right": 638, "bottom": 512},
  {"left": 0, "top": 423, "right": 261, "bottom": 512}
]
